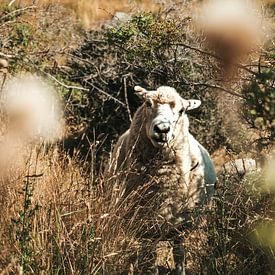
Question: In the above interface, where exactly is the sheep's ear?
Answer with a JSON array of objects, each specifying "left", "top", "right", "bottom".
[
  {"left": 134, "top": 85, "right": 149, "bottom": 99},
  {"left": 186, "top": 100, "right": 201, "bottom": 111}
]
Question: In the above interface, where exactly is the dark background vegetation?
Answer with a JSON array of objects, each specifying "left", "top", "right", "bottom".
[{"left": 0, "top": 0, "right": 274, "bottom": 274}]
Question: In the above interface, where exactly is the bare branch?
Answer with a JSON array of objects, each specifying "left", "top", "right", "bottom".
[
  {"left": 0, "top": 52, "right": 15, "bottom": 59},
  {"left": 85, "top": 81, "right": 126, "bottom": 107},
  {"left": 174, "top": 42, "right": 258, "bottom": 76},
  {"left": 0, "top": 5, "right": 36, "bottom": 22},
  {"left": 190, "top": 82, "right": 246, "bottom": 99},
  {"left": 123, "top": 77, "right": 132, "bottom": 122},
  {"left": 8, "top": 0, "right": 16, "bottom": 6},
  {"left": 43, "top": 71, "right": 90, "bottom": 92}
]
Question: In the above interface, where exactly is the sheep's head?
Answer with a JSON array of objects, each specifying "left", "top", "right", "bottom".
[{"left": 134, "top": 85, "right": 201, "bottom": 148}]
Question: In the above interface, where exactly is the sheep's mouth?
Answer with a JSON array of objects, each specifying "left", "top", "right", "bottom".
[
  {"left": 155, "top": 136, "right": 166, "bottom": 143},
  {"left": 151, "top": 136, "right": 168, "bottom": 147}
]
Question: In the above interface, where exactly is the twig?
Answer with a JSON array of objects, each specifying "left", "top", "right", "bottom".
[
  {"left": 0, "top": 19, "right": 16, "bottom": 28},
  {"left": 25, "top": 57, "right": 90, "bottom": 92},
  {"left": 8, "top": 0, "right": 16, "bottom": 6},
  {"left": 86, "top": 81, "right": 126, "bottom": 107},
  {"left": 26, "top": 57, "right": 126, "bottom": 107},
  {"left": 43, "top": 71, "right": 90, "bottom": 92},
  {"left": 173, "top": 42, "right": 258, "bottom": 76},
  {"left": 123, "top": 77, "right": 132, "bottom": 122},
  {"left": 190, "top": 82, "right": 246, "bottom": 99},
  {"left": 0, "top": 72, "right": 7, "bottom": 92},
  {"left": 0, "top": 5, "right": 36, "bottom": 22},
  {"left": 0, "top": 52, "right": 16, "bottom": 59},
  {"left": 25, "top": 173, "right": 43, "bottom": 178}
]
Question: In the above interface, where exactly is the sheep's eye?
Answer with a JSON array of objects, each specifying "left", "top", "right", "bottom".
[
  {"left": 179, "top": 108, "right": 185, "bottom": 116},
  {"left": 145, "top": 100, "right": 152, "bottom": 108}
]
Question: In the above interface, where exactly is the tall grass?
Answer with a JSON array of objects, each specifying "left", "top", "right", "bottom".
[
  {"left": 0, "top": 144, "right": 149, "bottom": 273},
  {"left": 0, "top": 141, "right": 273, "bottom": 273}
]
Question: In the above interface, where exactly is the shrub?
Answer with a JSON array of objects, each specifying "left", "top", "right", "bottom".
[
  {"left": 65, "top": 12, "right": 226, "bottom": 161},
  {"left": 244, "top": 68, "right": 275, "bottom": 149}
]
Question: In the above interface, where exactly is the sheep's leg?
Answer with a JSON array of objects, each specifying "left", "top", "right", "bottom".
[{"left": 172, "top": 239, "right": 186, "bottom": 275}]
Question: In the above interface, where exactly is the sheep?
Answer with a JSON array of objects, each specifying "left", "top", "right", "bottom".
[{"left": 107, "top": 85, "right": 216, "bottom": 274}]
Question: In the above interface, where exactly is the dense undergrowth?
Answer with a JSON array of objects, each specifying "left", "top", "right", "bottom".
[{"left": 0, "top": 1, "right": 274, "bottom": 274}]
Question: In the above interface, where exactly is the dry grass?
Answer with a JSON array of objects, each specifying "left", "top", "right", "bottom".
[
  {"left": 0, "top": 145, "right": 159, "bottom": 273},
  {"left": 60, "top": 0, "right": 160, "bottom": 28},
  {"left": 3, "top": 0, "right": 160, "bottom": 28},
  {"left": 0, "top": 147, "right": 89, "bottom": 273},
  {"left": 0, "top": 146, "right": 273, "bottom": 273}
]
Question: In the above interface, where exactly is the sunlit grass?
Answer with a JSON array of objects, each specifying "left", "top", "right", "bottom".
[{"left": 4, "top": 0, "right": 160, "bottom": 28}]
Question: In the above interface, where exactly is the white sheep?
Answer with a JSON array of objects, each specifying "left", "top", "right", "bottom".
[{"left": 108, "top": 85, "right": 216, "bottom": 274}]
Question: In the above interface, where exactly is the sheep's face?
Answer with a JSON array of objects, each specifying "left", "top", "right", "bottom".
[{"left": 135, "top": 86, "right": 201, "bottom": 148}]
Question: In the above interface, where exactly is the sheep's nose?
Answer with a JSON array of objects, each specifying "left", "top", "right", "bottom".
[{"left": 154, "top": 123, "right": 170, "bottom": 134}]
